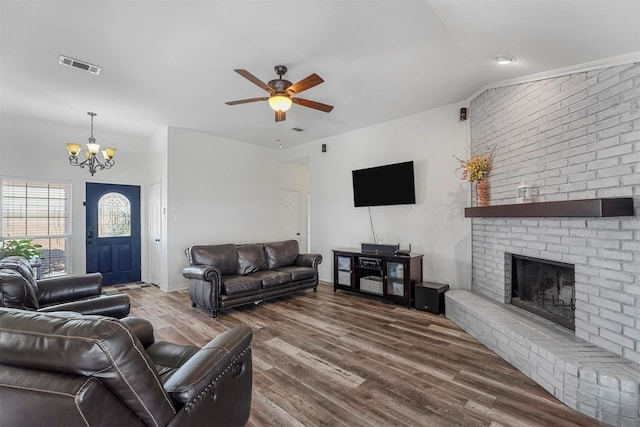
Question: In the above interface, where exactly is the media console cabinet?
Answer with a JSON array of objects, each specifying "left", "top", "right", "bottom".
[{"left": 332, "top": 248, "right": 423, "bottom": 308}]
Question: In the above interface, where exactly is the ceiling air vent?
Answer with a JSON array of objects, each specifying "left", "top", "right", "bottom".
[{"left": 59, "top": 55, "right": 102, "bottom": 75}]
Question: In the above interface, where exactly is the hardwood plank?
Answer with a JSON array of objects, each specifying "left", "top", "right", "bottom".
[{"left": 125, "top": 282, "right": 600, "bottom": 427}]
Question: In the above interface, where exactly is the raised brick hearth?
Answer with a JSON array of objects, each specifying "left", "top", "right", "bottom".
[
  {"left": 446, "top": 62, "right": 640, "bottom": 425},
  {"left": 446, "top": 290, "right": 640, "bottom": 425}
]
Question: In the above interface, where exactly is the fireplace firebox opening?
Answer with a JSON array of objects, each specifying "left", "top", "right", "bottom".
[{"left": 510, "top": 254, "right": 575, "bottom": 331}]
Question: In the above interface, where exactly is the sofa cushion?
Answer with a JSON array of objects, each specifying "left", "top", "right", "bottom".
[
  {"left": 250, "top": 270, "right": 292, "bottom": 289},
  {"left": 273, "top": 265, "right": 316, "bottom": 282},
  {"left": 189, "top": 244, "right": 238, "bottom": 276},
  {"left": 0, "top": 256, "right": 39, "bottom": 294},
  {"left": 0, "top": 268, "right": 39, "bottom": 309},
  {"left": 221, "top": 275, "right": 262, "bottom": 296},
  {"left": 236, "top": 244, "right": 267, "bottom": 275},
  {"left": 264, "top": 240, "right": 299, "bottom": 269}
]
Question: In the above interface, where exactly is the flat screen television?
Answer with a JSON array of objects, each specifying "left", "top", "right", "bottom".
[{"left": 352, "top": 161, "right": 416, "bottom": 207}]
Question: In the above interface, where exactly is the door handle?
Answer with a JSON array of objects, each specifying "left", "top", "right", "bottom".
[
  {"left": 155, "top": 239, "right": 160, "bottom": 242},
  {"left": 87, "top": 231, "right": 93, "bottom": 238},
  {"left": 87, "top": 239, "right": 93, "bottom": 244},
  {"left": 296, "top": 232, "right": 300, "bottom": 236}
]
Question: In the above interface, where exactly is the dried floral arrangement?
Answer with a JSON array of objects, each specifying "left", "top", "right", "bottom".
[{"left": 454, "top": 148, "right": 493, "bottom": 182}]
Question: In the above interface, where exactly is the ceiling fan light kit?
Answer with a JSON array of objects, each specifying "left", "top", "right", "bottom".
[
  {"left": 268, "top": 95, "right": 292, "bottom": 112},
  {"left": 226, "top": 65, "right": 333, "bottom": 122}
]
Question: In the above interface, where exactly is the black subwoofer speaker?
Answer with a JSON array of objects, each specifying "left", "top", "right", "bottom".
[{"left": 414, "top": 282, "right": 449, "bottom": 314}]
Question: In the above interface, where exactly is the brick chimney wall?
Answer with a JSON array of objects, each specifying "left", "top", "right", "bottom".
[{"left": 468, "top": 63, "right": 640, "bottom": 363}]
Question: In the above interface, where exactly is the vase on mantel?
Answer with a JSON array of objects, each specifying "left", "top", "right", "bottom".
[{"left": 476, "top": 179, "right": 489, "bottom": 207}]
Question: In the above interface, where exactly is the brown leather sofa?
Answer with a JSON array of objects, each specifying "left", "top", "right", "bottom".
[
  {"left": 183, "top": 239, "right": 322, "bottom": 317},
  {"left": 0, "top": 308, "right": 253, "bottom": 426},
  {"left": 0, "top": 255, "right": 130, "bottom": 318}
]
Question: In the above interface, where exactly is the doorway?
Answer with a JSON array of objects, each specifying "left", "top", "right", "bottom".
[{"left": 86, "top": 183, "right": 141, "bottom": 285}]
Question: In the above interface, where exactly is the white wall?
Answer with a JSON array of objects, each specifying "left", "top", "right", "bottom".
[
  {"left": 164, "top": 127, "right": 282, "bottom": 289},
  {"left": 0, "top": 114, "right": 150, "bottom": 275},
  {"left": 281, "top": 103, "right": 472, "bottom": 289},
  {"left": 1, "top": 104, "right": 471, "bottom": 293}
]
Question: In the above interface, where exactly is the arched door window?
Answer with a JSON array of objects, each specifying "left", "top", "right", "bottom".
[{"left": 98, "top": 192, "right": 131, "bottom": 237}]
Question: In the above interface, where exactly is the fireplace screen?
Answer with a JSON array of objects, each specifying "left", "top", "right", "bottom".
[{"left": 511, "top": 255, "right": 575, "bottom": 331}]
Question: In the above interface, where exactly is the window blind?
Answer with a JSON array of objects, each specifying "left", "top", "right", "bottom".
[{"left": 1, "top": 178, "right": 72, "bottom": 277}]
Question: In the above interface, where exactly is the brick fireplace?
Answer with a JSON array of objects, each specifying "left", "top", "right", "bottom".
[{"left": 446, "top": 62, "right": 640, "bottom": 425}]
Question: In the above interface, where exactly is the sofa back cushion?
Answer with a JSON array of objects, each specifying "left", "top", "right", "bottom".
[
  {"left": 237, "top": 244, "right": 267, "bottom": 275},
  {"left": 264, "top": 240, "right": 299, "bottom": 269},
  {"left": 0, "top": 308, "right": 176, "bottom": 427},
  {"left": 188, "top": 244, "right": 238, "bottom": 276},
  {"left": 0, "top": 256, "right": 38, "bottom": 294},
  {"left": 0, "top": 269, "right": 39, "bottom": 309}
]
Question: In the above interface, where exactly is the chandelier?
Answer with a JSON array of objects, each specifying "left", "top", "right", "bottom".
[{"left": 66, "top": 112, "right": 116, "bottom": 176}]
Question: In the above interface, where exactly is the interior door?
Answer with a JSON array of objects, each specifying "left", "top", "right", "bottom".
[
  {"left": 86, "top": 183, "right": 141, "bottom": 285},
  {"left": 148, "top": 181, "right": 162, "bottom": 286},
  {"left": 279, "top": 189, "right": 300, "bottom": 244}
]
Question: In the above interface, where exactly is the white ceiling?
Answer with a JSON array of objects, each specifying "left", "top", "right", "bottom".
[{"left": 2, "top": 0, "right": 640, "bottom": 148}]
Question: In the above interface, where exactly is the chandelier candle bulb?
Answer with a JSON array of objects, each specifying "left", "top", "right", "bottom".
[
  {"left": 86, "top": 143, "right": 100, "bottom": 154},
  {"left": 66, "top": 143, "right": 81, "bottom": 156},
  {"left": 102, "top": 147, "right": 116, "bottom": 160}
]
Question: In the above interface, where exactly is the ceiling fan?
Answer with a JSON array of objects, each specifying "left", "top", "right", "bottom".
[{"left": 225, "top": 65, "right": 334, "bottom": 122}]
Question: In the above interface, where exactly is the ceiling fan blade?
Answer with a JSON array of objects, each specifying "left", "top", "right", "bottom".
[
  {"left": 234, "top": 69, "right": 274, "bottom": 94},
  {"left": 292, "top": 98, "right": 334, "bottom": 113},
  {"left": 225, "top": 97, "right": 269, "bottom": 105},
  {"left": 287, "top": 73, "right": 324, "bottom": 95},
  {"left": 275, "top": 110, "right": 286, "bottom": 122}
]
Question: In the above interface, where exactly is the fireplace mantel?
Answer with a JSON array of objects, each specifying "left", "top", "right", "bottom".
[{"left": 464, "top": 197, "right": 634, "bottom": 218}]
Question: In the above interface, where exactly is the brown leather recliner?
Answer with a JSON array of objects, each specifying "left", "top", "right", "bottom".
[
  {"left": 0, "top": 308, "right": 253, "bottom": 426},
  {"left": 0, "top": 255, "right": 130, "bottom": 318}
]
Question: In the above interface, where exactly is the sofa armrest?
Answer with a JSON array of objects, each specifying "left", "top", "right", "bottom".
[
  {"left": 164, "top": 326, "right": 253, "bottom": 426},
  {"left": 37, "top": 294, "right": 131, "bottom": 319},
  {"left": 36, "top": 273, "right": 103, "bottom": 305},
  {"left": 294, "top": 253, "right": 323, "bottom": 269},
  {"left": 182, "top": 265, "right": 221, "bottom": 283}
]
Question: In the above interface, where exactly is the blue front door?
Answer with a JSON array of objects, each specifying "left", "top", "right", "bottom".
[{"left": 86, "top": 183, "right": 141, "bottom": 285}]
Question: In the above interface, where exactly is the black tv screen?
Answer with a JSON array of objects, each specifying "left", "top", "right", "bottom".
[{"left": 352, "top": 161, "right": 416, "bottom": 207}]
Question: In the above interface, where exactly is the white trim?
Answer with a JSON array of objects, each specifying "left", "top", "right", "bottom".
[{"left": 466, "top": 51, "right": 640, "bottom": 103}]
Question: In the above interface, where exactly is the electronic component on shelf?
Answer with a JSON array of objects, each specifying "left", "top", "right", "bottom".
[{"left": 359, "top": 257, "right": 382, "bottom": 268}]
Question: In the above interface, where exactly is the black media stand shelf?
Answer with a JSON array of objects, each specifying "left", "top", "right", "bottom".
[
  {"left": 333, "top": 248, "right": 423, "bottom": 308},
  {"left": 464, "top": 197, "right": 634, "bottom": 218}
]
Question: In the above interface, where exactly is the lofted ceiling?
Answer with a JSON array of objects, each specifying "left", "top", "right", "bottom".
[{"left": 1, "top": 0, "right": 639, "bottom": 148}]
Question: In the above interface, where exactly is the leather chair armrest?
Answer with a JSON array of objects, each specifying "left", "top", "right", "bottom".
[
  {"left": 163, "top": 326, "right": 252, "bottom": 427},
  {"left": 120, "top": 316, "right": 155, "bottom": 347},
  {"left": 37, "top": 294, "right": 131, "bottom": 319},
  {"left": 182, "top": 265, "right": 221, "bottom": 283},
  {"left": 294, "top": 253, "right": 323, "bottom": 269},
  {"left": 36, "top": 273, "right": 103, "bottom": 305}
]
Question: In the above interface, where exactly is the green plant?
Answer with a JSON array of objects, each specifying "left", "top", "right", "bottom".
[{"left": 0, "top": 239, "right": 42, "bottom": 260}]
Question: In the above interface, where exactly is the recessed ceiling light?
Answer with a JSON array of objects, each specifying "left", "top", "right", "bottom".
[{"left": 496, "top": 55, "right": 517, "bottom": 65}]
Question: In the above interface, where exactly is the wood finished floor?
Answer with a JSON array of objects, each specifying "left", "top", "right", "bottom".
[{"left": 126, "top": 282, "right": 601, "bottom": 427}]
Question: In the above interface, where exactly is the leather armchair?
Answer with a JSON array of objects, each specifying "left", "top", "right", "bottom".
[
  {"left": 0, "top": 255, "right": 130, "bottom": 318},
  {"left": 0, "top": 308, "right": 253, "bottom": 426}
]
